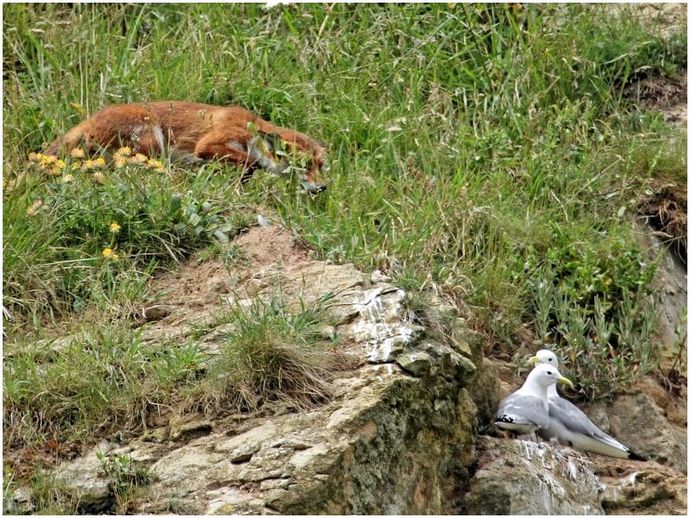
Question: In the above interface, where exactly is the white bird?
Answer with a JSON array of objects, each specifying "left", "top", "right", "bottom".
[
  {"left": 529, "top": 349, "right": 645, "bottom": 460},
  {"left": 496, "top": 363, "right": 573, "bottom": 436}
]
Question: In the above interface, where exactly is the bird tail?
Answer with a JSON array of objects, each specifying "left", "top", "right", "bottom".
[{"left": 628, "top": 449, "right": 647, "bottom": 461}]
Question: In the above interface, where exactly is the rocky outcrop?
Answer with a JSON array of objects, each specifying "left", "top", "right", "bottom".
[
  {"left": 460, "top": 436, "right": 688, "bottom": 516},
  {"left": 584, "top": 390, "right": 687, "bottom": 472},
  {"left": 601, "top": 467, "right": 687, "bottom": 515},
  {"left": 13, "top": 225, "right": 687, "bottom": 515},
  {"left": 596, "top": 459, "right": 687, "bottom": 515},
  {"left": 39, "top": 226, "right": 483, "bottom": 514},
  {"left": 459, "top": 437, "right": 605, "bottom": 515}
]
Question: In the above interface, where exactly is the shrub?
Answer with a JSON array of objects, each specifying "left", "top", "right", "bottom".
[{"left": 530, "top": 229, "right": 659, "bottom": 399}]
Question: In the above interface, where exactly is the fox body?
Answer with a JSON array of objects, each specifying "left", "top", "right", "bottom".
[{"left": 46, "top": 101, "right": 326, "bottom": 192}]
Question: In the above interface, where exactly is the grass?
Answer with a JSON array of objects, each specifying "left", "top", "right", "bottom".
[
  {"left": 3, "top": 325, "right": 202, "bottom": 451},
  {"left": 4, "top": 296, "right": 332, "bottom": 450},
  {"left": 97, "top": 452, "right": 155, "bottom": 514},
  {"left": 180, "top": 297, "right": 335, "bottom": 415},
  {"left": 3, "top": 3, "right": 686, "bottom": 510}
]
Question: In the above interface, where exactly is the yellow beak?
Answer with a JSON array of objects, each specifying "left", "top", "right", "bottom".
[
  {"left": 558, "top": 376, "right": 574, "bottom": 389},
  {"left": 527, "top": 355, "right": 539, "bottom": 365}
]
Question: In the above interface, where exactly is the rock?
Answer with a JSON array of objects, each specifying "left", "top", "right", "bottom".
[
  {"left": 334, "top": 286, "right": 423, "bottom": 363},
  {"left": 40, "top": 225, "right": 483, "bottom": 514},
  {"left": 140, "top": 304, "right": 173, "bottom": 322},
  {"left": 459, "top": 436, "right": 605, "bottom": 515},
  {"left": 396, "top": 351, "right": 433, "bottom": 377},
  {"left": 468, "top": 357, "right": 501, "bottom": 432},
  {"left": 598, "top": 461, "right": 687, "bottom": 515},
  {"left": 634, "top": 219, "right": 687, "bottom": 355},
  {"left": 52, "top": 441, "right": 113, "bottom": 513},
  {"left": 418, "top": 340, "right": 477, "bottom": 381},
  {"left": 7, "top": 485, "right": 32, "bottom": 514},
  {"left": 47, "top": 365, "right": 478, "bottom": 515},
  {"left": 584, "top": 392, "right": 687, "bottom": 471},
  {"left": 370, "top": 269, "right": 391, "bottom": 284},
  {"left": 168, "top": 417, "right": 213, "bottom": 442}
]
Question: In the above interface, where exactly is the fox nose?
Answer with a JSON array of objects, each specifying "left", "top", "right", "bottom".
[{"left": 300, "top": 180, "right": 327, "bottom": 194}]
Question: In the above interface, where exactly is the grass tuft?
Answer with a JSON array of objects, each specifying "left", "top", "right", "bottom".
[{"left": 181, "top": 297, "right": 334, "bottom": 415}]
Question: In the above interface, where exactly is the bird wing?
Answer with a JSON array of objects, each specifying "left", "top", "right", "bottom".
[
  {"left": 548, "top": 396, "right": 629, "bottom": 452},
  {"left": 497, "top": 393, "right": 549, "bottom": 429}
]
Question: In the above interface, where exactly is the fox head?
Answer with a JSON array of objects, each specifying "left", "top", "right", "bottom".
[{"left": 249, "top": 132, "right": 327, "bottom": 194}]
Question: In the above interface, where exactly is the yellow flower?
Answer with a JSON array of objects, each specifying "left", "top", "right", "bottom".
[
  {"left": 46, "top": 159, "right": 66, "bottom": 176},
  {"left": 62, "top": 174, "right": 75, "bottom": 183},
  {"left": 146, "top": 158, "right": 164, "bottom": 171},
  {"left": 27, "top": 199, "right": 44, "bottom": 216},
  {"left": 28, "top": 152, "right": 39, "bottom": 162},
  {"left": 130, "top": 153, "right": 148, "bottom": 164},
  {"left": 109, "top": 222, "right": 121, "bottom": 234},
  {"left": 114, "top": 157, "right": 128, "bottom": 168},
  {"left": 82, "top": 159, "right": 94, "bottom": 171},
  {"left": 92, "top": 171, "right": 107, "bottom": 184},
  {"left": 115, "top": 146, "right": 132, "bottom": 157},
  {"left": 69, "top": 148, "right": 86, "bottom": 158},
  {"left": 102, "top": 247, "right": 119, "bottom": 261},
  {"left": 36, "top": 154, "right": 57, "bottom": 171},
  {"left": 93, "top": 157, "right": 106, "bottom": 168}
]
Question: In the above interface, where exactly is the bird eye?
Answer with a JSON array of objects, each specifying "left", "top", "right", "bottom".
[{"left": 547, "top": 371, "right": 552, "bottom": 375}]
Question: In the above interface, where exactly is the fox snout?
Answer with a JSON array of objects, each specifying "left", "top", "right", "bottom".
[
  {"left": 302, "top": 158, "right": 327, "bottom": 194},
  {"left": 250, "top": 133, "right": 327, "bottom": 193}
]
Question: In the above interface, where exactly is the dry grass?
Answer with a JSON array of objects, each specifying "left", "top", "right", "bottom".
[{"left": 180, "top": 298, "right": 335, "bottom": 416}]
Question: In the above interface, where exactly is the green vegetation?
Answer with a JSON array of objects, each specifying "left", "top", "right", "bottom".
[
  {"left": 4, "top": 296, "right": 331, "bottom": 446},
  {"left": 3, "top": 3, "right": 686, "bottom": 510},
  {"left": 97, "top": 452, "right": 154, "bottom": 513},
  {"left": 181, "top": 297, "right": 334, "bottom": 415},
  {"left": 4, "top": 468, "right": 82, "bottom": 515},
  {"left": 4, "top": 325, "right": 202, "bottom": 450},
  {"left": 4, "top": 153, "right": 252, "bottom": 325}
]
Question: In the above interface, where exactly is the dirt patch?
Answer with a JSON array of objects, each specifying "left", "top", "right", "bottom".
[
  {"left": 233, "top": 225, "right": 310, "bottom": 269},
  {"left": 625, "top": 74, "right": 687, "bottom": 127},
  {"left": 149, "top": 226, "right": 312, "bottom": 307},
  {"left": 638, "top": 184, "right": 687, "bottom": 266},
  {"left": 153, "top": 259, "right": 235, "bottom": 306},
  {"left": 604, "top": 3, "right": 687, "bottom": 38}
]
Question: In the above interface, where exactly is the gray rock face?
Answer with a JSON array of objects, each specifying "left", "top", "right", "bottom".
[
  {"left": 55, "top": 367, "right": 478, "bottom": 514},
  {"left": 584, "top": 392, "right": 687, "bottom": 472},
  {"left": 599, "top": 463, "right": 688, "bottom": 515},
  {"left": 40, "top": 226, "right": 482, "bottom": 514},
  {"left": 460, "top": 436, "right": 605, "bottom": 515}
]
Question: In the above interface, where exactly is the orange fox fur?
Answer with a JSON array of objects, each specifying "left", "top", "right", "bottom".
[{"left": 46, "top": 101, "right": 327, "bottom": 191}]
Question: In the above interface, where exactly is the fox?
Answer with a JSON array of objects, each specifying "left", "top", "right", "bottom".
[{"left": 45, "top": 101, "right": 327, "bottom": 192}]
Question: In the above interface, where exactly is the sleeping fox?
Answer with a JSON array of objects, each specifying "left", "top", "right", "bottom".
[{"left": 45, "top": 101, "right": 327, "bottom": 192}]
